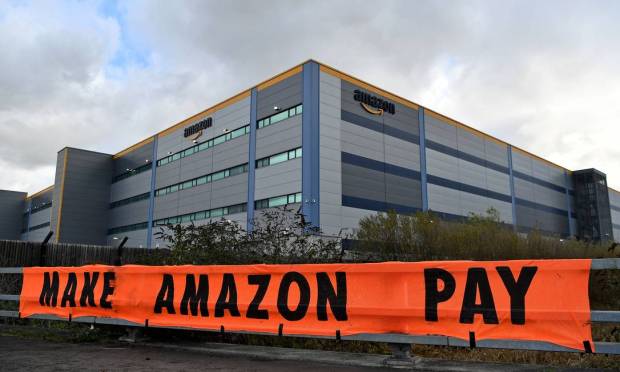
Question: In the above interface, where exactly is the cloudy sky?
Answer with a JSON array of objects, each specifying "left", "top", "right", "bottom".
[{"left": 1, "top": 0, "right": 619, "bottom": 194}]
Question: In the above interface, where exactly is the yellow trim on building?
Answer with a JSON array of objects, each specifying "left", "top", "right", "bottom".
[
  {"left": 510, "top": 146, "right": 568, "bottom": 171},
  {"left": 114, "top": 63, "right": 309, "bottom": 158},
  {"left": 110, "top": 59, "right": 574, "bottom": 173},
  {"left": 26, "top": 185, "right": 54, "bottom": 200},
  {"left": 424, "top": 109, "right": 507, "bottom": 147},
  {"left": 158, "top": 89, "right": 251, "bottom": 138},
  {"left": 112, "top": 136, "right": 154, "bottom": 159},
  {"left": 113, "top": 90, "right": 252, "bottom": 159},
  {"left": 257, "top": 65, "right": 303, "bottom": 91},
  {"left": 318, "top": 63, "right": 419, "bottom": 110},
  {"left": 318, "top": 60, "right": 572, "bottom": 171},
  {"left": 55, "top": 149, "right": 69, "bottom": 242}
]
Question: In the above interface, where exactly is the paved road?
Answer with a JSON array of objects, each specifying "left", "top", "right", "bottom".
[{"left": 0, "top": 335, "right": 393, "bottom": 371}]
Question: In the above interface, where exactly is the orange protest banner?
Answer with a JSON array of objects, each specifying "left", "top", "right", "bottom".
[{"left": 19, "top": 260, "right": 593, "bottom": 351}]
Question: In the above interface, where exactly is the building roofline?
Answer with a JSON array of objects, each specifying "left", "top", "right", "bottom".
[
  {"left": 111, "top": 58, "right": 572, "bottom": 173},
  {"left": 26, "top": 185, "right": 54, "bottom": 199},
  {"left": 113, "top": 61, "right": 312, "bottom": 159}
]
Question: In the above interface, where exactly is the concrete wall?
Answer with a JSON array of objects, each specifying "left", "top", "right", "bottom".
[{"left": 0, "top": 190, "right": 26, "bottom": 240}]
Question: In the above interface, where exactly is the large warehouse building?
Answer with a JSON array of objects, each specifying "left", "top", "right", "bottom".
[{"left": 1, "top": 60, "right": 619, "bottom": 247}]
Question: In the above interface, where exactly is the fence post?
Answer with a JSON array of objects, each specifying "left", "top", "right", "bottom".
[
  {"left": 38, "top": 231, "right": 54, "bottom": 266},
  {"left": 114, "top": 237, "right": 128, "bottom": 266},
  {"left": 385, "top": 343, "right": 416, "bottom": 366}
]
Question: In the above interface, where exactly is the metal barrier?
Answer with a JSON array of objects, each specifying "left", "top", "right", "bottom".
[{"left": 1, "top": 259, "right": 619, "bottom": 360}]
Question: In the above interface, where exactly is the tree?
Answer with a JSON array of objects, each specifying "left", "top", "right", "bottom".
[{"left": 155, "top": 206, "right": 342, "bottom": 265}]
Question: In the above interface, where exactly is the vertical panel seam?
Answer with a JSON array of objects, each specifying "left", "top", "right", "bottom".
[
  {"left": 507, "top": 145, "right": 518, "bottom": 231},
  {"left": 55, "top": 149, "right": 69, "bottom": 242},
  {"left": 146, "top": 135, "right": 158, "bottom": 248},
  {"left": 247, "top": 88, "right": 258, "bottom": 232},
  {"left": 302, "top": 61, "right": 320, "bottom": 229},
  {"left": 419, "top": 107, "right": 428, "bottom": 211},
  {"left": 26, "top": 198, "right": 32, "bottom": 238},
  {"left": 564, "top": 170, "right": 575, "bottom": 237}
]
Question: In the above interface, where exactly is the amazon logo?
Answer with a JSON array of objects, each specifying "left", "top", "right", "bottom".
[
  {"left": 184, "top": 117, "right": 212, "bottom": 139},
  {"left": 353, "top": 89, "right": 395, "bottom": 115}
]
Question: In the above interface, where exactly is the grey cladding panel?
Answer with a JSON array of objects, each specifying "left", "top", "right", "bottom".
[
  {"left": 425, "top": 115, "right": 457, "bottom": 148},
  {"left": 59, "top": 148, "right": 113, "bottom": 245},
  {"left": 516, "top": 204, "right": 568, "bottom": 235},
  {"left": 156, "top": 96, "right": 250, "bottom": 160},
  {"left": 109, "top": 199, "right": 149, "bottom": 228},
  {"left": 256, "top": 116, "right": 302, "bottom": 159},
  {"left": 0, "top": 190, "right": 26, "bottom": 239},
  {"left": 385, "top": 174, "right": 422, "bottom": 208},
  {"left": 111, "top": 171, "right": 152, "bottom": 202},
  {"left": 113, "top": 141, "right": 154, "bottom": 177},
  {"left": 257, "top": 73, "right": 302, "bottom": 119},
  {"left": 210, "top": 174, "right": 248, "bottom": 209},
  {"left": 50, "top": 149, "right": 67, "bottom": 236},
  {"left": 212, "top": 136, "right": 249, "bottom": 171},
  {"left": 342, "top": 163, "right": 386, "bottom": 202}
]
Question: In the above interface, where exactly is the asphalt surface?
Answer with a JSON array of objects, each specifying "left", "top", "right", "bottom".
[{"left": 0, "top": 335, "right": 393, "bottom": 371}]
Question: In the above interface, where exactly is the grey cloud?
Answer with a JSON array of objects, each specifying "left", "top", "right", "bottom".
[{"left": 1, "top": 0, "right": 619, "bottom": 193}]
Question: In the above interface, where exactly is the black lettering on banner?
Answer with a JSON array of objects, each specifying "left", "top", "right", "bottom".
[
  {"left": 154, "top": 274, "right": 175, "bottom": 314},
  {"left": 61, "top": 272, "right": 77, "bottom": 308},
  {"left": 246, "top": 275, "right": 271, "bottom": 319},
  {"left": 424, "top": 268, "right": 456, "bottom": 321},
  {"left": 277, "top": 272, "right": 310, "bottom": 321},
  {"left": 459, "top": 268, "right": 499, "bottom": 324},
  {"left": 496, "top": 266, "right": 537, "bottom": 325},
  {"left": 316, "top": 272, "right": 348, "bottom": 321},
  {"left": 100, "top": 272, "right": 115, "bottom": 309},
  {"left": 79, "top": 272, "right": 99, "bottom": 307},
  {"left": 180, "top": 274, "right": 209, "bottom": 316},
  {"left": 39, "top": 271, "right": 59, "bottom": 307},
  {"left": 215, "top": 273, "right": 240, "bottom": 317}
]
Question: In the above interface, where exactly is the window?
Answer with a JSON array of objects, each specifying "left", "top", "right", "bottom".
[
  {"left": 155, "top": 162, "right": 248, "bottom": 198},
  {"left": 257, "top": 104, "right": 302, "bottom": 129},
  {"left": 25, "top": 201, "right": 53, "bottom": 216},
  {"left": 110, "top": 192, "right": 150, "bottom": 209},
  {"left": 22, "top": 221, "right": 51, "bottom": 233},
  {"left": 107, "top": 222, "right": 148, "bottom": 235},
  {"left": 255, "top": 192, "right": 302, "bottom": 210},
  {"left": 112, "top": 163, "right": 152, "bottom": 183},
  {"left": 157, "top": 124, "right": 250, "bottom": 167},
  {"left": 255, "top": 147, "right": 302, "bottom": 169},
  {"left": 153, "top": 203, "right": 247, "bottom": 226}
]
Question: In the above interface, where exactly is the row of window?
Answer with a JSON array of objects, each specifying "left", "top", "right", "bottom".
[
  {"left": 110, "top": 192, "right": 150, "bottom": 209},
  {"left": 24, "top": 201, "right": 52, "bottom": 216},
  {"left": 255, "top": 192, "right": 302, "bottom": 210},
  {"left": 106, "top": 192, "right": 302, "bottom": 235},
  {"left": 257, "top": 104, "right": 302, "bottom": 129},
  {"left": 155, "top": 164, "right": 249, "bottom": 197},
  {"left": 153, "top": 203, "right": 247, "bottom": 226},
  {"left": 113, "top": 147, "right": 301, "bottom": 208},
  {"left": 112, "top": 162, "right": 152, "bottom": 183},
  {"left": 256, "top": 147, "right": 302, "bottom": 168},
  {"left": 108, "top": 221, "right": 149, "bottom": 235},
  {"left": 21, "top": 222, "right": 50, "bottom": 234},
  {"left": 157, "top": 125, "right": 250, "bottom": 167},
  {"left": 114, "top": 103, "right": 302, "bottom": 183}
]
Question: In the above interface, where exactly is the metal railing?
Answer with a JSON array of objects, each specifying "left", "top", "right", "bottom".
[{"left": 1, "top": 258, "right": 619, "bottom": 360}]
